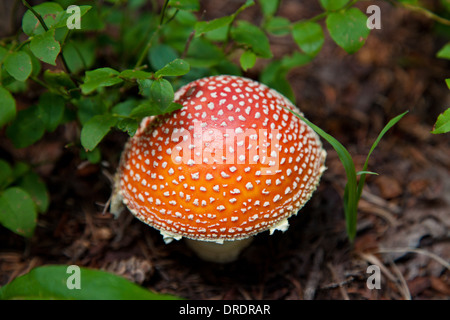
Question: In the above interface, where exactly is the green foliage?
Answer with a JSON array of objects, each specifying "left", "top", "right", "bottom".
[
  {"left": 0, "top": 160, "right": 49, "bottom": 238},
  {"left": 81, "top": 114, "right": 118, "bottom": 151},
  {"left": 0, "top": 265, "right": 182, "bottom": 300},
  {"left": 0, "top": 87, "right": 16, "bottom": 127},
  {"left": 431, "top": 107, "right": 450, "bottom": 134},
  {"left": 30, "top": 29, "right": 61, "bottom": 65},
  {"left": 326, "top": 8, "right": 370, "bottom": 54},
  {"left": 292, "top": 21, "right": 325, "bottom": 57},
  {"left": 0, "top": 187, "right": 37, "bottom": 238},
  {"left": 154, "top": 59, "right": 190, "bottom": 78},
  {"left": 231, "top": 21, "right": 273, "bottom": 58},
  {"left": 0, "top": 0, "right": 435, "bottom": 247},
  {"left": 6, "top": 106, "right": 46, "bottom": 148},
  {"left": 240, "top": 50, "right": 257, "bottom": 71},
  {"left": 320, "top": 0, "right": 349, "bottom": 11},
  {"left": 4, "top": 51, "right": 33, "bottom": 81},
  {"left": 80, "top": 67, "right": 123, "bottom": 94}
]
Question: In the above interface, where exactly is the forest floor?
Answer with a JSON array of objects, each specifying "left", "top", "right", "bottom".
[{"left": 0, "top": 0, "right": 449, "bottom": 299}]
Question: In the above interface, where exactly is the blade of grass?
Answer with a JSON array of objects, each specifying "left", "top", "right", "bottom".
[
  {"left": 282, "top": 106, "right": 358, "bottom": 240},
  {"left": 283, "top": 106, "right": 408, "bottom": 242},
  {"left": 355, "top": 111, "right": 409, "bottom": 202}
]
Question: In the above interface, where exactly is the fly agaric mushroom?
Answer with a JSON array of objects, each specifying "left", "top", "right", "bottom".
[{"left": 111, "top": 75, "right": 326, "bottom": 263}]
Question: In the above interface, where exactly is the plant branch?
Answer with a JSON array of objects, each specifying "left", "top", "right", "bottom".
[
  {"left": 22, "top": 0, "right": 73, "bottom": 78},
  {"left": 135, "top": 0, "right": 170, "bottom": 69},
  {"left": 22, "top": 0, "right": 49, "bottom": 31},
  {"left": 182, "top": 30, "right": 195, "bottom": 59},
  {"left": 400, "top": 2, "right": 450, "bottom": 26}
]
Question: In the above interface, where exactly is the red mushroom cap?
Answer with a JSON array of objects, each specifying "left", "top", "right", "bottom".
[{"left": 114, "top": 75, "right": 326, "bottom": 243}]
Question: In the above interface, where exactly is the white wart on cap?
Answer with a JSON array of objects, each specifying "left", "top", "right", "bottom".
[{"left": 112, "top": 75, "right": 326, "bottom": 262}]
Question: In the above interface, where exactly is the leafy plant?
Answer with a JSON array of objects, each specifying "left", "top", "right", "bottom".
[
  {"left": 1, "top": 0, "right": 447, "bottom": 246},
  {"left": 0, "top": 265, "right": 181, "bottom": 300},
  {"left": 0, "top": 160, "right": 49, "bottom": 238}
]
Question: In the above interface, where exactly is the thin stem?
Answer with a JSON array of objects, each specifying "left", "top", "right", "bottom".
[
  {"left": 401, "top": 2, "right": 450, "bottom": 26},
  {"left": 22, "top": 0, "right": 48, "bottom": 31},
  {"left": 182, "top": 30, "right": 195, "bottom": 59},
  {"left": 165, "top": 9, "right": 179, "bottom": 25},
  {"left": 134, "top": 26, "right": 160, "bottom": 69},
  {"left": 15, "top": 38, "right": 31, "bottom": 51},
  {"left": 22, "top": 0, "right": 73, "bottom": 78},
  {"left": 160, "top": 0, "right": 169, "bottom": 25},
  {"left": 30, "top": 76, "right": 70, "bottom": 98},
  {"left": 135, "top": 0, "right": 170, "bottom": 69}
]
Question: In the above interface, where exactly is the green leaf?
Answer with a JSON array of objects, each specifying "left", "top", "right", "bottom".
[
  {"left": 292, "top": 21, "right": 324, "bottom": 57},
  {"left": 231, "top": 21, "right": 273, "bottom": 58},
  {"left": 326, "top": 8, "right": 370, "bottom": 54},
  {"left": 76, "top": 96, "right": 108, "bottom": 125},
  {"left": 116, "top": 118, "right": 139, "bottom": 136},
  {"left": 240, "top": 50, "right": 256, "bottom": 71},
  {"left": 22, "top": 2, "right": 64, "bottom": 36},
  {"left": 80, "top": 68, "right": 123, "bottom": 94},
  {"left": 119, "top": 70, "right": 153, "bottom": 80},
  {"left": 0, "top": 160, "right": 14, "bottom": 190},
  {"left": 319, "top": 0, "right": 349, "bottom": 11},
  {"left": 0, "top": 87, "right": 16, "bottom": 127},
  {"left": 130, "top": 101, "right": 183, "bottom": 120},
  {"left": 437, "top": 43, "right": 450, "bottom": 60},
  {"left": 111, "top": 99, "right": 139, "bottom": 117},
  {"left": 195, "top": 16, "right": 234, "bottom": 36},
  {"left": 43, "top": 70, "right": 76, "bottom": 89},
  {"left": 154, "top": 59, "right": 190, "bottom": 77},
  {"left": 6, "top": 106, "right": 45, "bottom": 149},
  {"left": 53, "top": 5, "right": 92, "bottom": 28},
  {"left": 431, "top": 107, "right": 450, "bottom": 134},
  {"left": 0, "top": 187, "right": 37, "bottom": 238},
  {"left": 355, "top": 111, "right": 409, "bottom": 219},
  {"left": 37, "top": 92, "right": 65, "bottom": 132},
  {"left": 280, "top": 51, "right": 313, "bottom": 69},
  {"left": 12, "top": 162, "right": 30, "bottom": 180},
  {"left": 17, "top": 172, "right": 49, "bottom": 214},
  {"left": 259, "top": 0, "right": 279, "bottom": 17},
  {"left": 80, "top": 114, "right": 118, "bottom": 151},
  {"left": 0, "top": 46, "right": 7, "bottom": 61},
  {"left": 87, "top": 148, "right": 102, "bottom": 164},
  {"left": 0, "top": 265, "right": 181, "bottom": 300},
  {"left": 185, "top": 38, "right": 225, "bottom": 67},
  {"left": 265, "top": 16, "right": 291, "bottom": 36},
  {"left": 62, "top": 40, "right": 96, "bottom": 74},
  {"left": 137, "top": 79, "right": 154, "bottom": 97},
  {"left": 193, "top": 0, "right": 254, "bottom": 36},
  {"left": 148, "top": 44, "right": 179, "bottom": 71},
  {"left": 168, "top": 0, "right": 200, "bottom": 11},
  {"left": 4, "top": 51, "right": 33, "bottom": 82},
  {"left": 30, "top": 29, "right": 61, "bottom": 65},
  {"left": 357, "top": 171, "right": 379, "bottom": 176},
  {"left": 150, "top": 78, "right": 175, "bottom": 110},
  {"left": 258, "top": 53, "right": 311, "bottom": 103}
]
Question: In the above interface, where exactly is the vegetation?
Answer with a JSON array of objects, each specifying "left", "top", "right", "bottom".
[{"left": 0, "top": 0, "right": 448, "bottom": 299}]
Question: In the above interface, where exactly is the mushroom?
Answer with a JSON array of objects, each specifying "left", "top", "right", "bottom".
[{"left": 111, "top": 75, "right": 326, "bottom": 263}]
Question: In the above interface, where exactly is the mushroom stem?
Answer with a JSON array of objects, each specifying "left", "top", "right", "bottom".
[{"left": 184, "top": 237, "right": 253, "bottom": 263}]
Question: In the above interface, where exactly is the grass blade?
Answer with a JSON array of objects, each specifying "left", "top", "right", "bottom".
[
  {"left": 284, "top": 107, "right": 408, "bottom": 242},
  {"left": 282, "top": 107, "right": 358, "bottom": 240},
  {"left": 355, "top": 111, "right": 409, "bottom": 202}
]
